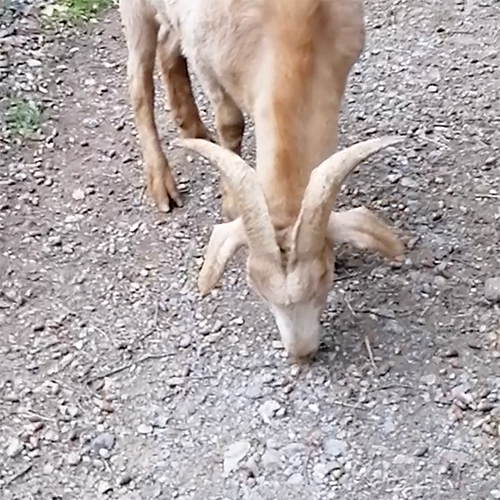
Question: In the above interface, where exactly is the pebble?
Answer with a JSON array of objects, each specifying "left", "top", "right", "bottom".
[
  {"left": 324, "top": 438, "right": 348, "bottom": 457},
  {"left": 6, "top": 437, "right": 23, "bottom": 458},
  {"left": 137, "top": 423, "right": 153, "bottom": 435},
  {"left": 179, "top": 334, "right": 191, "bottom": 348},
  {"left": 97, "top": 480, "right": 113, "bottom": 494},
  {"left": 118, "top": 472, "right": 132, "bottom": 486},
  {"left": 91, "top": 432, "right": 115, "bottom": 452},
  {"left": 72, "top": 188, "right": 85, "bottom": 201},
  {"left": 262, "top": 448, "right": 281, "bottom": 469},
  {"left": 66, "top": 451, "right": 81, "bottom": 466},
  {"left": 223, "top": 440, "right": 251, "bottom": 474},
  {"left": 413, "top": 444, "right": 428, "bottom": 457},
  {"left": 287, "top": 473, "right": 304, "bottom": 485},
  {"left": 258, "top": 400, "right": 281, "bottom": 424},
  {"left": 45, "top": 430, "right": 59, "bottom": 442},
  {"left": 313, "top": 462, "right": 329, "bottom": 481},
  {"left": 484, "top": 277, "right": 500, "bottom": 302}
]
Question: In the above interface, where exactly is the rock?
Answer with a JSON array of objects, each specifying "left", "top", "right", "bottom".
[
  {"left": 137, "top": 424, "right": 153, "bottom": 435},
  {"left": 178, "top": 335, "right": 191, "bottom": 348},
  {"left": 421, "top": 373, "right": 437, "bottom": 386},
  {"left": 414, "top": 444, "right": 428, "bottom": 457},
  {"left": 490, "top": 489, "right": 500, "bottom": 500},
  {"left": 313, "top": 462, "right": 329, "bottom": 481},
  {"left": 401, "top": 177, "right": 419, "bottom": 189},
  {"left": 91, "top": 432, "right": 115, "bottom": 452},
  {"left": 6, "top": 437, "right": 23, "bottom": 458},
  {"left": 44, "top": 430, "right": 59, "bottom": 442},
  {"left": 72, "top": 188, "right": 85, "bottom": 201},
  {"left": 484, "top": 277, "right": 500, "bottom": 302},
  {"left": 223, "top": 440, "right": 251, "bottom": 475},
  {"left": 332, "top": 468, "right": 344, "bottom": 480},
  {"left": 262, "top": 448, "right": 281, "bottom": 469},
  {"left": 287, "top": 473, "right": 304, "bottom": 485},
  {"left": 324, "top": 438, "right": 348, "bottom": 457},
  {"left": 118, "top": 473, "right": 132, "bottom": 486},
  {"left": 97, "top": 480, "right": 112, "bottom": 494},
  {"left": 66, "top": 452, "right": 81, "bottom": 466},
  {"left": 245, "top": 384, "right": 262, "bottom": 400},
  {"left": 258, "top": 400, "right": 280, "bottom": 424}
]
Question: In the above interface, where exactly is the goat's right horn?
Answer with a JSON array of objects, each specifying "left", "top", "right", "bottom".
[
  {"left": 173, "top": 138, "right": 281, "bottom": 261},
  {"left": 292, "top": 136, "right": 405, "bottom": 258}
]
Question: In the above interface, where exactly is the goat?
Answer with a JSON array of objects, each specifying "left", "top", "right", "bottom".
[{"left": 119, "top": 0, "right": 405, "bottom": 359}]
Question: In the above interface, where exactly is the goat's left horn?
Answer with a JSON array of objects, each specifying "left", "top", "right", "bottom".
[
  {"left": 173, "top": 138, "right": 281, "bottom": 262},
  {"left": 292, "top": 136, "right": 405, "bottom": 258}
]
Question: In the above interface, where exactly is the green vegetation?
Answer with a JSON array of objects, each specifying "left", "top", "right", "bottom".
[
  {"left": 5, "top": 99, "right": 41, "bottom": 136},
  {"left": 41, "top": 0, "right": 113, "bottom": 23}
]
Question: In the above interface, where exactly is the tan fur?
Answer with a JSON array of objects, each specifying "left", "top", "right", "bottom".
[
  {"left": 119, "top": 0, "right": 403, "bottom": 359},
  {"left": 265, "top": 0, "right": 321, "bottom": 224}
]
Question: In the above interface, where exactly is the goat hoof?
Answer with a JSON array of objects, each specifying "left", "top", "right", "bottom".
[{"left": 147, "top": 169, "right": 183, "bottom": 212}]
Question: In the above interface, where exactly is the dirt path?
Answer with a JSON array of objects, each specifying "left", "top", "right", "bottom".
[{"left": 1, "top": 1, "right": 500, "bottom": 499}]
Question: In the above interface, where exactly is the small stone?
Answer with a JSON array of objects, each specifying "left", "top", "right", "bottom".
[
  {"left": 6, "top": 437, "right": 23, "bottom": 458},
  {"left": 491, "top": 489, "right": 500, "bottom": 500},
  {"left": 262, "top": 448, "right": 281, "bottom": 469},
  {"left": 484, "top": 277, "right": 500, "bottom": 302},
  {"left": 118, "top": 473, "right": 132, "bottom": 486},
  {"left": 212, "top": 320, "right": 224, "bottom": 332},
  {"left": 223, "top": 440, "right": 251, "bottom": 475},
  {"left": 414, "top": 444, "right": 428, "bottom": 457},
  {"left": 95, "top": 398, "right": 113, "bottom": 413},
  {"left": 99, "top": 448, "right": 111, "bottom": 459},
  {"left": 287, "top": 473, "right": 304, "bottom": 485},
  {"left": 26, "top": 58, "right": 42, "bottom": 67},
  {"left": 165, "top": 377, "right": 183, "bottom": 387},
  {"left": 97, "top": 480, "right": 112, "bottom": 494},
  {"left": 401, "top": 177, "right": 418, "bottom": 189},
  {"left": 179, "top": 335, "right": 191, "bottom": 348},
  {"left": 477, "top": 400, "right": 494, "bottom": 412},
  {"left": 324, "top": 438, "right": 348, "bottom": 457},
  {"left": 66, "top": 452, "right": 81, "bottom": 466},
  {"left": 72, "top": 188, "right": 85, "bottom": 201},
  {"left": 467, "top": 339, "right": 482, "bottom": 350},
  {"left": 137, "top": 424, "right": 153, "bottom": 435},
  {"left": 43, "top": 464, "right": 55, "bottom": 475},
  {"left": 91, "top": 432, "right": 115, "bottom": 452},
  {"left": 259, "top": 400, "right": 280, "bottom": 424},
  {"left": 45, "top": 430, "right": 59, "bottom": 442},
  {"left": 313, "top": 462, "right": 329, "bottom": 481},
  {"left": 421, "top": 373, "right": 437, "bottom": 386},
  {"left": 332, "top": 468, "right": 344, "bottom": 480}
]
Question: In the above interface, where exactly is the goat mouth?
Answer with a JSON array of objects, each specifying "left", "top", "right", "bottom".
[{"left": 288, "top": 348, "right": 319, "bottom": 365}]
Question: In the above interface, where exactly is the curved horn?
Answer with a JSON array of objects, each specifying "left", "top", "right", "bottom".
[
  {"left": 292, "top": 136, "right": 405, "bottom": 258},
  {"left": 173, "top": 138, "right": 281, "bottom": 260}
]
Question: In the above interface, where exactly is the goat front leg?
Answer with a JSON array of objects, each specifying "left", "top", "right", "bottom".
[
  {"left": 124, "top": 15, "right": 181, "bottom": 212},
  {"left": 157, "top": 28, "right": 213, "bottom": 142}
]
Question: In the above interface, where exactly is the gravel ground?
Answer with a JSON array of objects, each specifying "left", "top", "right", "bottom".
[{"left": 1, "top": 1, "right": 500, "bottom": 499}]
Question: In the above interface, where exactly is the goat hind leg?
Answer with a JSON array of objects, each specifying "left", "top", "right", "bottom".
[
  {"left": 121, "top": 5, "right": 181, "bottom": 211},
  {"left": 157, "top": 29, "right": 212, "bottom": 141}
]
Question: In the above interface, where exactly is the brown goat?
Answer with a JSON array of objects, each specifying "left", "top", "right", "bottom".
[{"left": 119, "top": 0, "right": 404, "bottom": 359}]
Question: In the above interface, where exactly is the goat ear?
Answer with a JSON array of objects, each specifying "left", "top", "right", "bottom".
[
  {"left": 327, "top": 207, "right": 404, "bottom": 261},
  {"left": 198, "top": 218, "right": 247, "bottom": 295}
]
